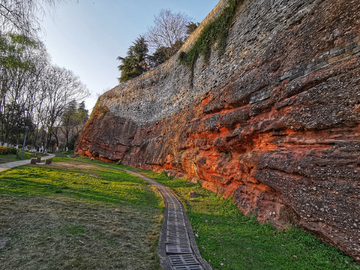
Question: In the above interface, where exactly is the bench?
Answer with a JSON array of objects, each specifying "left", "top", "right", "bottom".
[{"left": 45, "top": 158, "right": 52, "bottom": 165}]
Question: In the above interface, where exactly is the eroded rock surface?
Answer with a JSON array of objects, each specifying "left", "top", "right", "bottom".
[{"left": 76, "top": 0, "right": 360, "bottom": 261}]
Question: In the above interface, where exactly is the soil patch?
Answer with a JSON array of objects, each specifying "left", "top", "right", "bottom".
[{"left": 50, "top": 161, "right": 98, "bottom": 170}]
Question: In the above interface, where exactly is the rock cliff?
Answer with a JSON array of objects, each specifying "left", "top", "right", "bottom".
[{"left": 76, "top": 0, "right": 360, "bottom": 261}]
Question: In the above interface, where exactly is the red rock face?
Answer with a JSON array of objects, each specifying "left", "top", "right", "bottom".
[{"left": 76, "top": 0, "right": 360, "bottom": 262}]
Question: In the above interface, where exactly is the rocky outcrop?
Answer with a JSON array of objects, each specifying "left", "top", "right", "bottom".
[{"left": 76, "top": 0, "right": 360, "bottom": 262}]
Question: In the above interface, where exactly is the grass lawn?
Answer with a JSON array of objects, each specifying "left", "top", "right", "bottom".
[
  {"left": 76, "top": 157, "right": 360, "bottom": 270},
  {"left": 0, "top": 151, "right": 38, "bottom": 164},
  {"left": 155, "top": 178, "right": 360, "bottom": 270},
  {"left": 0, "top": 157, "right": 163, "bottom": 270},
  {"left": 55, "top": 150, "right": 75, "bottom": 157}
]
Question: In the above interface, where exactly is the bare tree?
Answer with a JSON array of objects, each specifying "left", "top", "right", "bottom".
[
  {"left": 41, "top": 65, "right": 89, "bottom": 148},
  {"left": 146, "top": 9, "right": 192, "bottom": 58},
  {"left": 0, "top": 0, "right": 68, "bottom": 35},
  {"left": 59, "top": 100, "right": 88, "bottom": 148},
  {"left": 0, "top": 5, "right": 89, "bottom": 149}
]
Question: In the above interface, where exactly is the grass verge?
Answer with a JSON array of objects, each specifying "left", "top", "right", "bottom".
[
  {"left": 55, "top": 150, "right": 75, "bottom": 157},
  {"left": 76, "top": 157, "right": 360, "bottom": 270},
  {"left": 0, "top": 157, "right": 163, "bottom": 270},
  {"left": 0, "top": 151, "right": 37, "bottom": 164}
]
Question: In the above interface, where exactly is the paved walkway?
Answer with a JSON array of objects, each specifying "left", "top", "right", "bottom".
[
  {"left": 120, "top": 169, "right": 212, "bottom": 270},
  {"left": 0, "top": 155, "right": 55, "bottom": 172}
]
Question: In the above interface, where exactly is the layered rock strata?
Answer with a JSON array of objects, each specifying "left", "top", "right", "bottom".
[{"left": 76, "top": 0, "right": 360, "bottom": 261}]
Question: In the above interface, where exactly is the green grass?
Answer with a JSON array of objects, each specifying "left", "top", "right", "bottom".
[
  {"left": 76, "top": 157, "right": 359, "bottom": 270},
  {"left": 165, "top": 187, "right": 359, "bottom": 270},
  {"left": 55, "top": 150, "right": 75, "bottom": 157},
  {"left": 0, "top": 158, "right": 163, "bottom": 270},
  {"left": 0, "top": 151, "right": 36, "bottom": 164},
  {"left": 0, "top": 158, "right": 161, "bottom": 207}
]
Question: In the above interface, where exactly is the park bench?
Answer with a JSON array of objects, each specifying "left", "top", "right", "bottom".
[
  {"left": 45, "top": 158, "right": 52, "bottom": 165},
  {"left": 30, "top": 157, "right": 51, "bottom": 165}
]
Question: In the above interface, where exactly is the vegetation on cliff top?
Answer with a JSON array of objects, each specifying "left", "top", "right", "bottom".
[
  {"left": 117, "top": 0, "right": 242, "bottom": 83},
  {"left": 89, "top": 99, "right": 110, "bottom": 120},
  {"left": 117, "top": 10, "right": 199, "bottom": 83},
  {"left": 178, "top": 0, "right": 243, "bottom": 80}
]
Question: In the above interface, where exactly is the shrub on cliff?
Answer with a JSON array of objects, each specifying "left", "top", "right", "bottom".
[
  {"left": 179, "top": 0, "right": 243, "bottom": 80},
  {"left": 148, "top": 39, "right": 185, "bottom": 68}
]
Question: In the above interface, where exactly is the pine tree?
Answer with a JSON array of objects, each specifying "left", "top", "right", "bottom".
[{"left": 117, "top": 36, "right": 148, "bottom": 83}]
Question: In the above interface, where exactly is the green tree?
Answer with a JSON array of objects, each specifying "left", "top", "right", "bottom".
[
  {"left": 186, "top": 22, "right": 199, "bottom": 35},
  {"left": 0, "top": 33, "right": 38, "bottom": 144},
  {"left": 0, "top": 33, "right": 36, "bottom": 70},
  {"left": 117, "top": 36, "right": 149, "bottom": 83},
  {"left": 76, "top": 101, "right": 89, "bottom": 133},
  {"left": 148, "top": 47, "right": 167, "bottom": 67},
  {"left": 60, "top": 100, "right": 89, "bottom": 148},
  {"left": 0, "top": 102, "right": 33, "bottom": 144},
  {"left": 148, "top": 39, "right": 184, "bottom": 67},
  {"left": 78, "top": 101, "right": 88, "bottom": 115}
]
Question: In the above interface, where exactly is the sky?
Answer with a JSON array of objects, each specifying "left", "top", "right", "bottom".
[{"left": 40, "top": 0, "right": 219, "bottom": 112}]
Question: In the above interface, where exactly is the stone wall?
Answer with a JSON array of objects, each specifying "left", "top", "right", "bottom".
[{"left": 76, "top": 0, "right": 360, "bottom": 261}]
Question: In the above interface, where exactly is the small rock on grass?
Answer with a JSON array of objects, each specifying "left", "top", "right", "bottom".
[{"left": 0, "top": 238, "right": 10, "bottom": 249}]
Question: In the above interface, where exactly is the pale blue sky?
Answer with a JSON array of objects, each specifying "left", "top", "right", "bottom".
[{"left": 40, "top": 0, "right": 219, "bottom": 111}]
